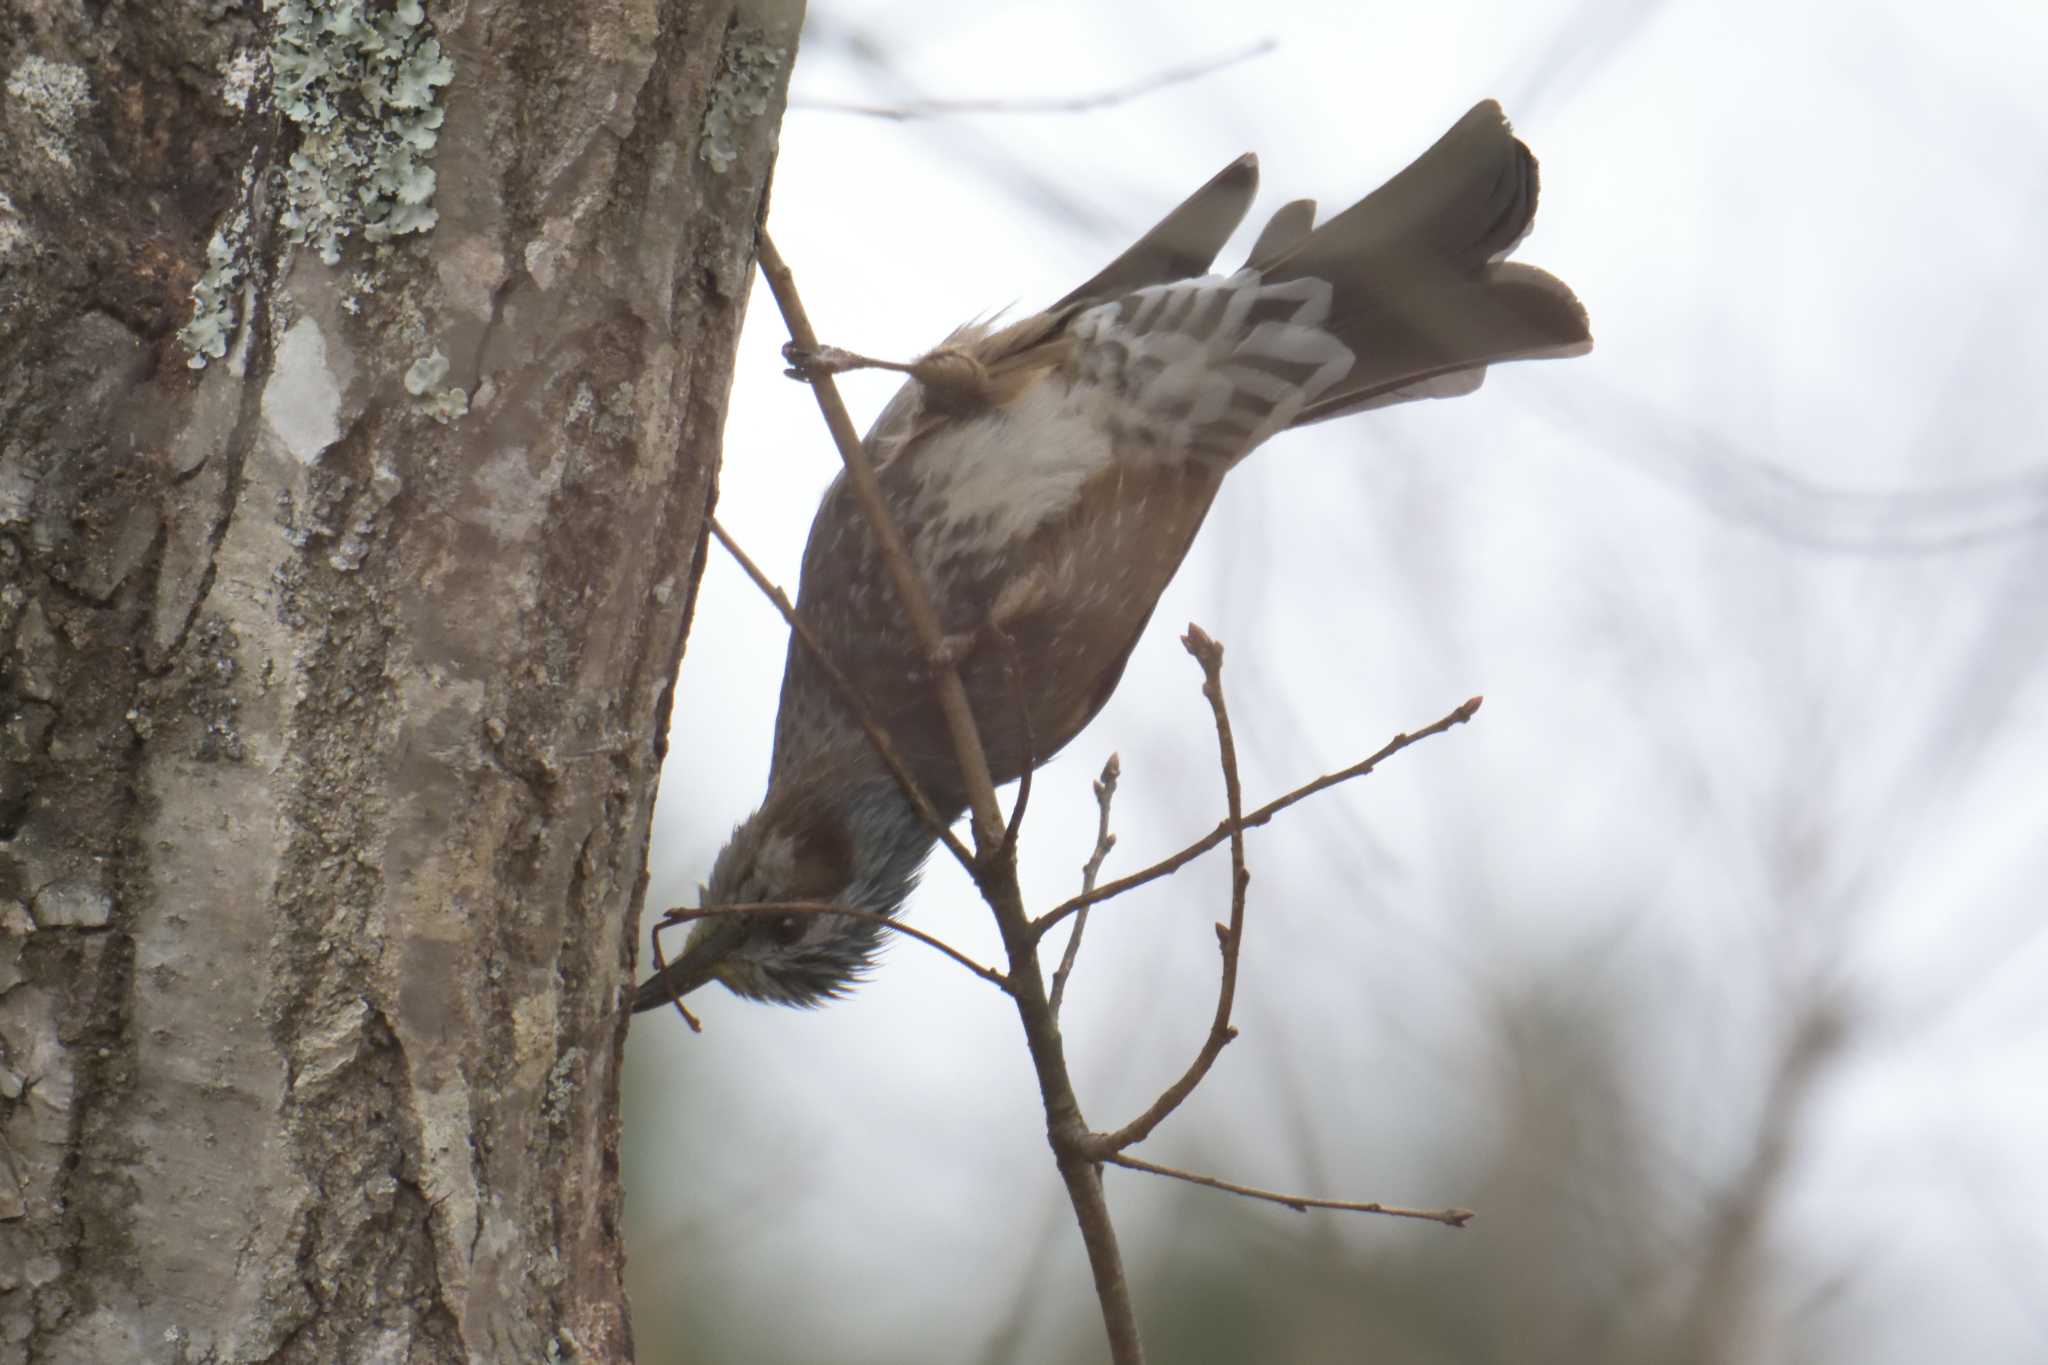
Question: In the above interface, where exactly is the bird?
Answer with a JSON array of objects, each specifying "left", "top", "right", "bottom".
[{"left": 634, "top": 99, "right": 1590, "bottom": 1014}]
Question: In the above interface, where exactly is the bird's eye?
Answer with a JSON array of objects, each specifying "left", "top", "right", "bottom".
[{"left": 767, "top": 913, "right": 807, "bottom": 946}]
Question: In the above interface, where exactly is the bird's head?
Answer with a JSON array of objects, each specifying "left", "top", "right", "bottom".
[{"left": 633, "top": 781, "right": 936, "bottom": 1012}]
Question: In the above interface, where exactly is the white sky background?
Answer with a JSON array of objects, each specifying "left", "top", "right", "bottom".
[{"left": 625, "top": 1, "right": 2048, "bottom": 1360}]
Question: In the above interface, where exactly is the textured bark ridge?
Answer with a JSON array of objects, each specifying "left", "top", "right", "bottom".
[{"left": 0, "top": 1, "right": 801, "bottom": 1359}]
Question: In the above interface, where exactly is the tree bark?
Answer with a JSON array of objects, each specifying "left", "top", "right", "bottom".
[{"left": 0, "top": 1, "right": 800, "bottom": 1359}]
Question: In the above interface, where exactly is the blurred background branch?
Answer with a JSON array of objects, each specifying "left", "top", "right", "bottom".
[{"left": 792, "top": 38, "right": 1276, "bottom": 120}]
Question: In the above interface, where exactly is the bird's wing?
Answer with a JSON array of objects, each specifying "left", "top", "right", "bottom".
[
  {"left": 1051, "top": 153, "right": 1259, "bottom": 309},
  {"left": 860, "top": 153, "right": 1263, "bottom": 474}
]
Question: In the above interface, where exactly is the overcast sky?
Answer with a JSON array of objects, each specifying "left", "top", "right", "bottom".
[{"left": 625, "top": 2, "right": 2048, "bottom": 1360}]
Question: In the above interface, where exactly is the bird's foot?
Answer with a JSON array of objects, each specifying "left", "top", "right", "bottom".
[
  {"left": 781, "top": 341, "right": 908, "bottom": 383},
  {"left": 781, "top": 342, "right": 995, "bottom": 412}
]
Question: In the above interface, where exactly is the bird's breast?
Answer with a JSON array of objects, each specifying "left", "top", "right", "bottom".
[
  {"left": 781, "top": 373, "right": 1228, "bottom": 794},
  {"left": 901, "top": 376, "right": 1129, "bottom": 564}
]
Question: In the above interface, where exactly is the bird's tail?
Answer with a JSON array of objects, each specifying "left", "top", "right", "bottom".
[
  {"left": 1054, "top": 102, "right": 1590, "bottom": 466},
  {"left": 1255, "top": 99, "right": 1590, "bottom": 423}
]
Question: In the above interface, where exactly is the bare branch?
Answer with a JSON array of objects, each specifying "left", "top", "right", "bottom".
[
  {"left": 1049, "top": 753, "right": 1120, "bottom": 1018},
  {"left": 1039, "top": 695, "right": 1485, "bottom": 937},
  {"left": 1092, "top": 625, "right": 1249, "bottom": 1154},
  {"left": 1105, "top": 1153, "right": 1473, "bottom": 1229},
  {"left": 658, "top": 900, "right": 1009, "bottom": 992},
  {"left": 756, "top": 235, "right": 1143, "bottom": 1363},
  {"left": 751, "top": 235, "right": 1484, "bottom": 1364},
  {"left": 755, "top": 231, "right": 1009, "bottom": 853},
  {"left": 794, "top": 40, "right": 1277, "bottom": 121},
  {"left": 707, "top": 516, "right": 974, "bottom": 872}
]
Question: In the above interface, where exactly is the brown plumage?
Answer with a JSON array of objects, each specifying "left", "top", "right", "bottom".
[{"left": 635, "top": 99, "right": 1590, "bottom": 1013}]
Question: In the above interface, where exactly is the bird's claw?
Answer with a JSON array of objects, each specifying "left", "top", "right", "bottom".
[{"left": 782, "top": 342, "right": 870, "bottom": 383}]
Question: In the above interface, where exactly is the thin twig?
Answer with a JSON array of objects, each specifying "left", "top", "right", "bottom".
[
  {"left": 754, "top": 231, "right": 1009, "bottom": 854},
  {"left": 1038, "top": 696, "right": 1485, "bottom": 937},
  {"left": 1105, "top": 1153, "right": 1473, "bottom": 1228},
  {"left": 993, "top": 626, "right": 1036, "bottom": 855},
  {"left": 1090, "top": 626, "right": 1247, "bottom": 1155},
  {"left": 1049, "top": 753, "right": 1120, "bottom": 1018},
  {"left": 658, "top": 900, "right": 1009, "bottom": 992},
  {"left": 793, "top": 39, "right": 1276, "bottom": 121},
  {"left": 644, "top": 921, "right": 702, "bottom": 1033},
  {"left": 707, "top": 516, "right": 974, "bottom": 872},
  {"left": 756, "top": 235, "right": 1143, "bottom": 1364}
]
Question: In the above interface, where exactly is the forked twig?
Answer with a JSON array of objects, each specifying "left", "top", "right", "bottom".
[
  {"left": 742, "top": 229, "right": 1488, "bottom": 1365},
  {"left": 754, "top": 233, "right": 1144, "bottom": 1364},
  {"left": 1050, "top": 754, "right": 1121, "bottom": 1018},
  {"left": 1090, "top": 626, "right": 1247, "bottom": 1156},
  {"left": 1038, "top": 696, "right": 1485, "bottom": 936},
  {"left": 1105, "top": 1153, "right": 1473, "bottom": 1228}
]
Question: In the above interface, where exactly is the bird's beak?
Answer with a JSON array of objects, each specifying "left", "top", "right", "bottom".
[{"left": 634, "top": 914, "right": 745, "bottom": 1013}]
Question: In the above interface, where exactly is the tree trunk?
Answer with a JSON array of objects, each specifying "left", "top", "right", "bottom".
[{"left": 0, "top": 1, "right": 800, "bottom": 1358}]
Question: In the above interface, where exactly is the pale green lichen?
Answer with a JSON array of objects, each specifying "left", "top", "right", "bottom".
[
  {"left": 266, "top": 0, "right": 455, "bottom": 265},
  {"left": 404, "top": 348, "right": 467, "bottom": 423},
  {"left": 424, "top": 388, "right": 469, "bottom": 422},
  {"left": 340, "top": 269, "right": 375, "bottom": 315},
  {"left": 0, "top": 189, "right": 29, "bottom": 262},
  {"left": 220, "top": 49, "right": 263, "bottom": 111},
  {"left": 6, "top": 55, "right": 93, "bottom": 169},
  {"left": 179, "top": 163, "right": 258, "bottom": 369},
  {"left": 180, "top": 2, "right": 456, "bottom": 365},
  {"left": 328, "top": 459, "right": 403, "bottom": 571},
  {"left": 402, "top": 348, "right": 447, "bottom": 394},
  {"left": 700, "top": 32, "right": 782, "bottom": 175}
]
